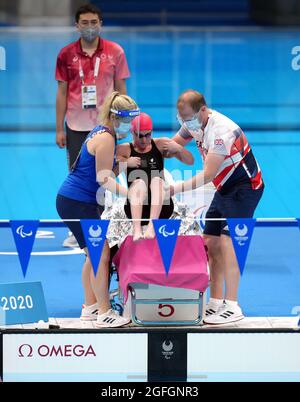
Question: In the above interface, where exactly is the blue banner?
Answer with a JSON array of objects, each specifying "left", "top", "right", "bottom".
[
  {"left": 0, "top": 281, "right": 48, "bottom": 325},
  {"left": 227, "top": 218, "right": 256, "bottom": 275},
  {"left": 153, "top": 219, "right": 181, "bottom": 275},
  {"left": 297, "top": 219, "right": 300, "bottom": 231},
  {"left": 80, "top": 220, "right": 109, "bottom": 276},
  {"left": 10, "top": 220, "right": 39, "bottom": 278}
]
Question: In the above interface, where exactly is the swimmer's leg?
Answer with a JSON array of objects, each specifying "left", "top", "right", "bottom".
[
  {"left": 128, "top": 179, "right": 148, "bottom": 241},
  {"left": 144, "top": 176, "right": 165, "bottom": 239}
]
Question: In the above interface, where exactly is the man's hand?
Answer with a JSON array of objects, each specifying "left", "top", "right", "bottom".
[
  {"left": 161, "top": 139, "right": 183, "bottom": 157},
  {"left": 169, "top": 182, "right": 185, "bottom": 195},
  {"left": 56, "top": 130, "right": 66, "bottom": 148}
]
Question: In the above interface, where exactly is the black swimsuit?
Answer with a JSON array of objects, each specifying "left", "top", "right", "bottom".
[{"left": 124, "top": 140, "right": 174, "bottom": 225}]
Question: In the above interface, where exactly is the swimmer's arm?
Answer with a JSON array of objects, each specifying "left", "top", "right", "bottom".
[
  {"left": 95, "top": 134, "right": 128, "bottom": 197},
  {"left": 172, "top": 153, "right": 225, "bottom": 194},
  {"left": 116, "top": 143, "right": 141, "bottom": 171},
  {"left": 114, "top": 143, "right": 131, "bottom": 175},
  {"left": 155, "top": 138, "right": 194, "bottom": 165}
]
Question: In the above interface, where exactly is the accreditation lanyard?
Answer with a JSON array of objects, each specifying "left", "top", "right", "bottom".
[
  {"left": 79, "top": 56, "right": 100, "bottom": 84},
  {"left": 79, "top": 56, "right": 100, "bottom": 109}
]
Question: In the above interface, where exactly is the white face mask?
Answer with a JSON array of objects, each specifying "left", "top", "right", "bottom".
[
  {"left": 184, "top": 117, "right": 202, "bottom": 131},
  {"left": 177, "top": 112, "right": 202, "bottom": 132},
  {"left": 115, "top": 122, "right": 131, "bottom": 139}
]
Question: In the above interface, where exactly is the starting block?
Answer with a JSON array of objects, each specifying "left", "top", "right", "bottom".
[
  {"left": 124, "top": 283, "right": 206, "bottom": 326},
  {"left": 113, "top": 235, "right": 209, "bottom": 326}
]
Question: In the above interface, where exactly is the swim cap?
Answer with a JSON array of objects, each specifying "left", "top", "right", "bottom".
[{"left": 131, "top": 112, "right": 153, "bottom": 133}]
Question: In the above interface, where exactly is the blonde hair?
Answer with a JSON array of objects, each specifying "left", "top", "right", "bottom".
[{"left": 99, "top": 91, "right": 138, "bottom": 124}]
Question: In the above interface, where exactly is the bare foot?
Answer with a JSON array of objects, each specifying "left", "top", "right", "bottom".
[
  {"left": 133, "top": 230, "right": 144, "bottom": 242},
  {"left": 144, "top": 222, "right": 156, "bottom": 239}
]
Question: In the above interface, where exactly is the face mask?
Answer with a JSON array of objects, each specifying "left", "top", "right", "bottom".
[
  {"left": 184, "top": 116, "right": 202, "bottom": 131},
  {"left": 115, "top": 122, "right": 131, "bottom": 139},
  {"left": 80, "top": 27, "right": 100, "bottom": 43}
]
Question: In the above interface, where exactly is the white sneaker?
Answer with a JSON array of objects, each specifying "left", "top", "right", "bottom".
[
  {"left": 63, "top": 234, "right": 79, "bottom": 248},
  {"left": 204, "top": 301, "right": 244, "bottom": 325},
  {"left": 205, "top": 299, "right": 224, "bottom": 317},
  {"left": 80, "top": 303, "right": 99, "bottom": 321},
  {"left": 95, "top": 308, "right": 131, "bottom": 328}
]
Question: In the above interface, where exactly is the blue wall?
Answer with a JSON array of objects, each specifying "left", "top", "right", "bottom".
[{"left": 90, "top": 0, "right": 251, "bottom": 26}]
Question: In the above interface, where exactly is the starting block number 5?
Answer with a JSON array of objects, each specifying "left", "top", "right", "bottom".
[
  {"left": 158, "top": 304, "right": 175, "bottom": 318},
  {"left": 1, "top": 295, "right": 34, "bottom": 311}
]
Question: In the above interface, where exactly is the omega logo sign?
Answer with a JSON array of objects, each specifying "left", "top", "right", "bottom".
[{"left": 18, "top": 344, "right": 96, "bottom": 358}]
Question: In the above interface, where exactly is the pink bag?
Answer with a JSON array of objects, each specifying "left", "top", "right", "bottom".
[{"left": 113, "top": 235, "right": 209, "bottom": 303}]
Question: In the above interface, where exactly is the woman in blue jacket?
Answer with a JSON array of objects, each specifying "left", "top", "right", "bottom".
[{"left": 57, "top": 91, "right": 139, "bottom": 327}]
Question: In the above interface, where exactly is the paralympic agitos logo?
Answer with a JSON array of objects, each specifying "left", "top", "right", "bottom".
[{"left": 18, "top": 343, "right": 96, "bottom": 358}]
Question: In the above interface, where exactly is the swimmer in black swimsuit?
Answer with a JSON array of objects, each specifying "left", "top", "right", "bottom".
[{"left": 117, "top": 112, "right": 194, "bottom": 241}]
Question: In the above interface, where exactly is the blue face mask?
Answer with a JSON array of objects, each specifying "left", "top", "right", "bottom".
[
  {"left": 115, "top": 122, "right": 131, "bottom": 139},
  {"left": 184, "top": 117, "right": 202, "bottom": 131},
  {"left": 177, "top": 113, "right": 202, "bottom": 132}
]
